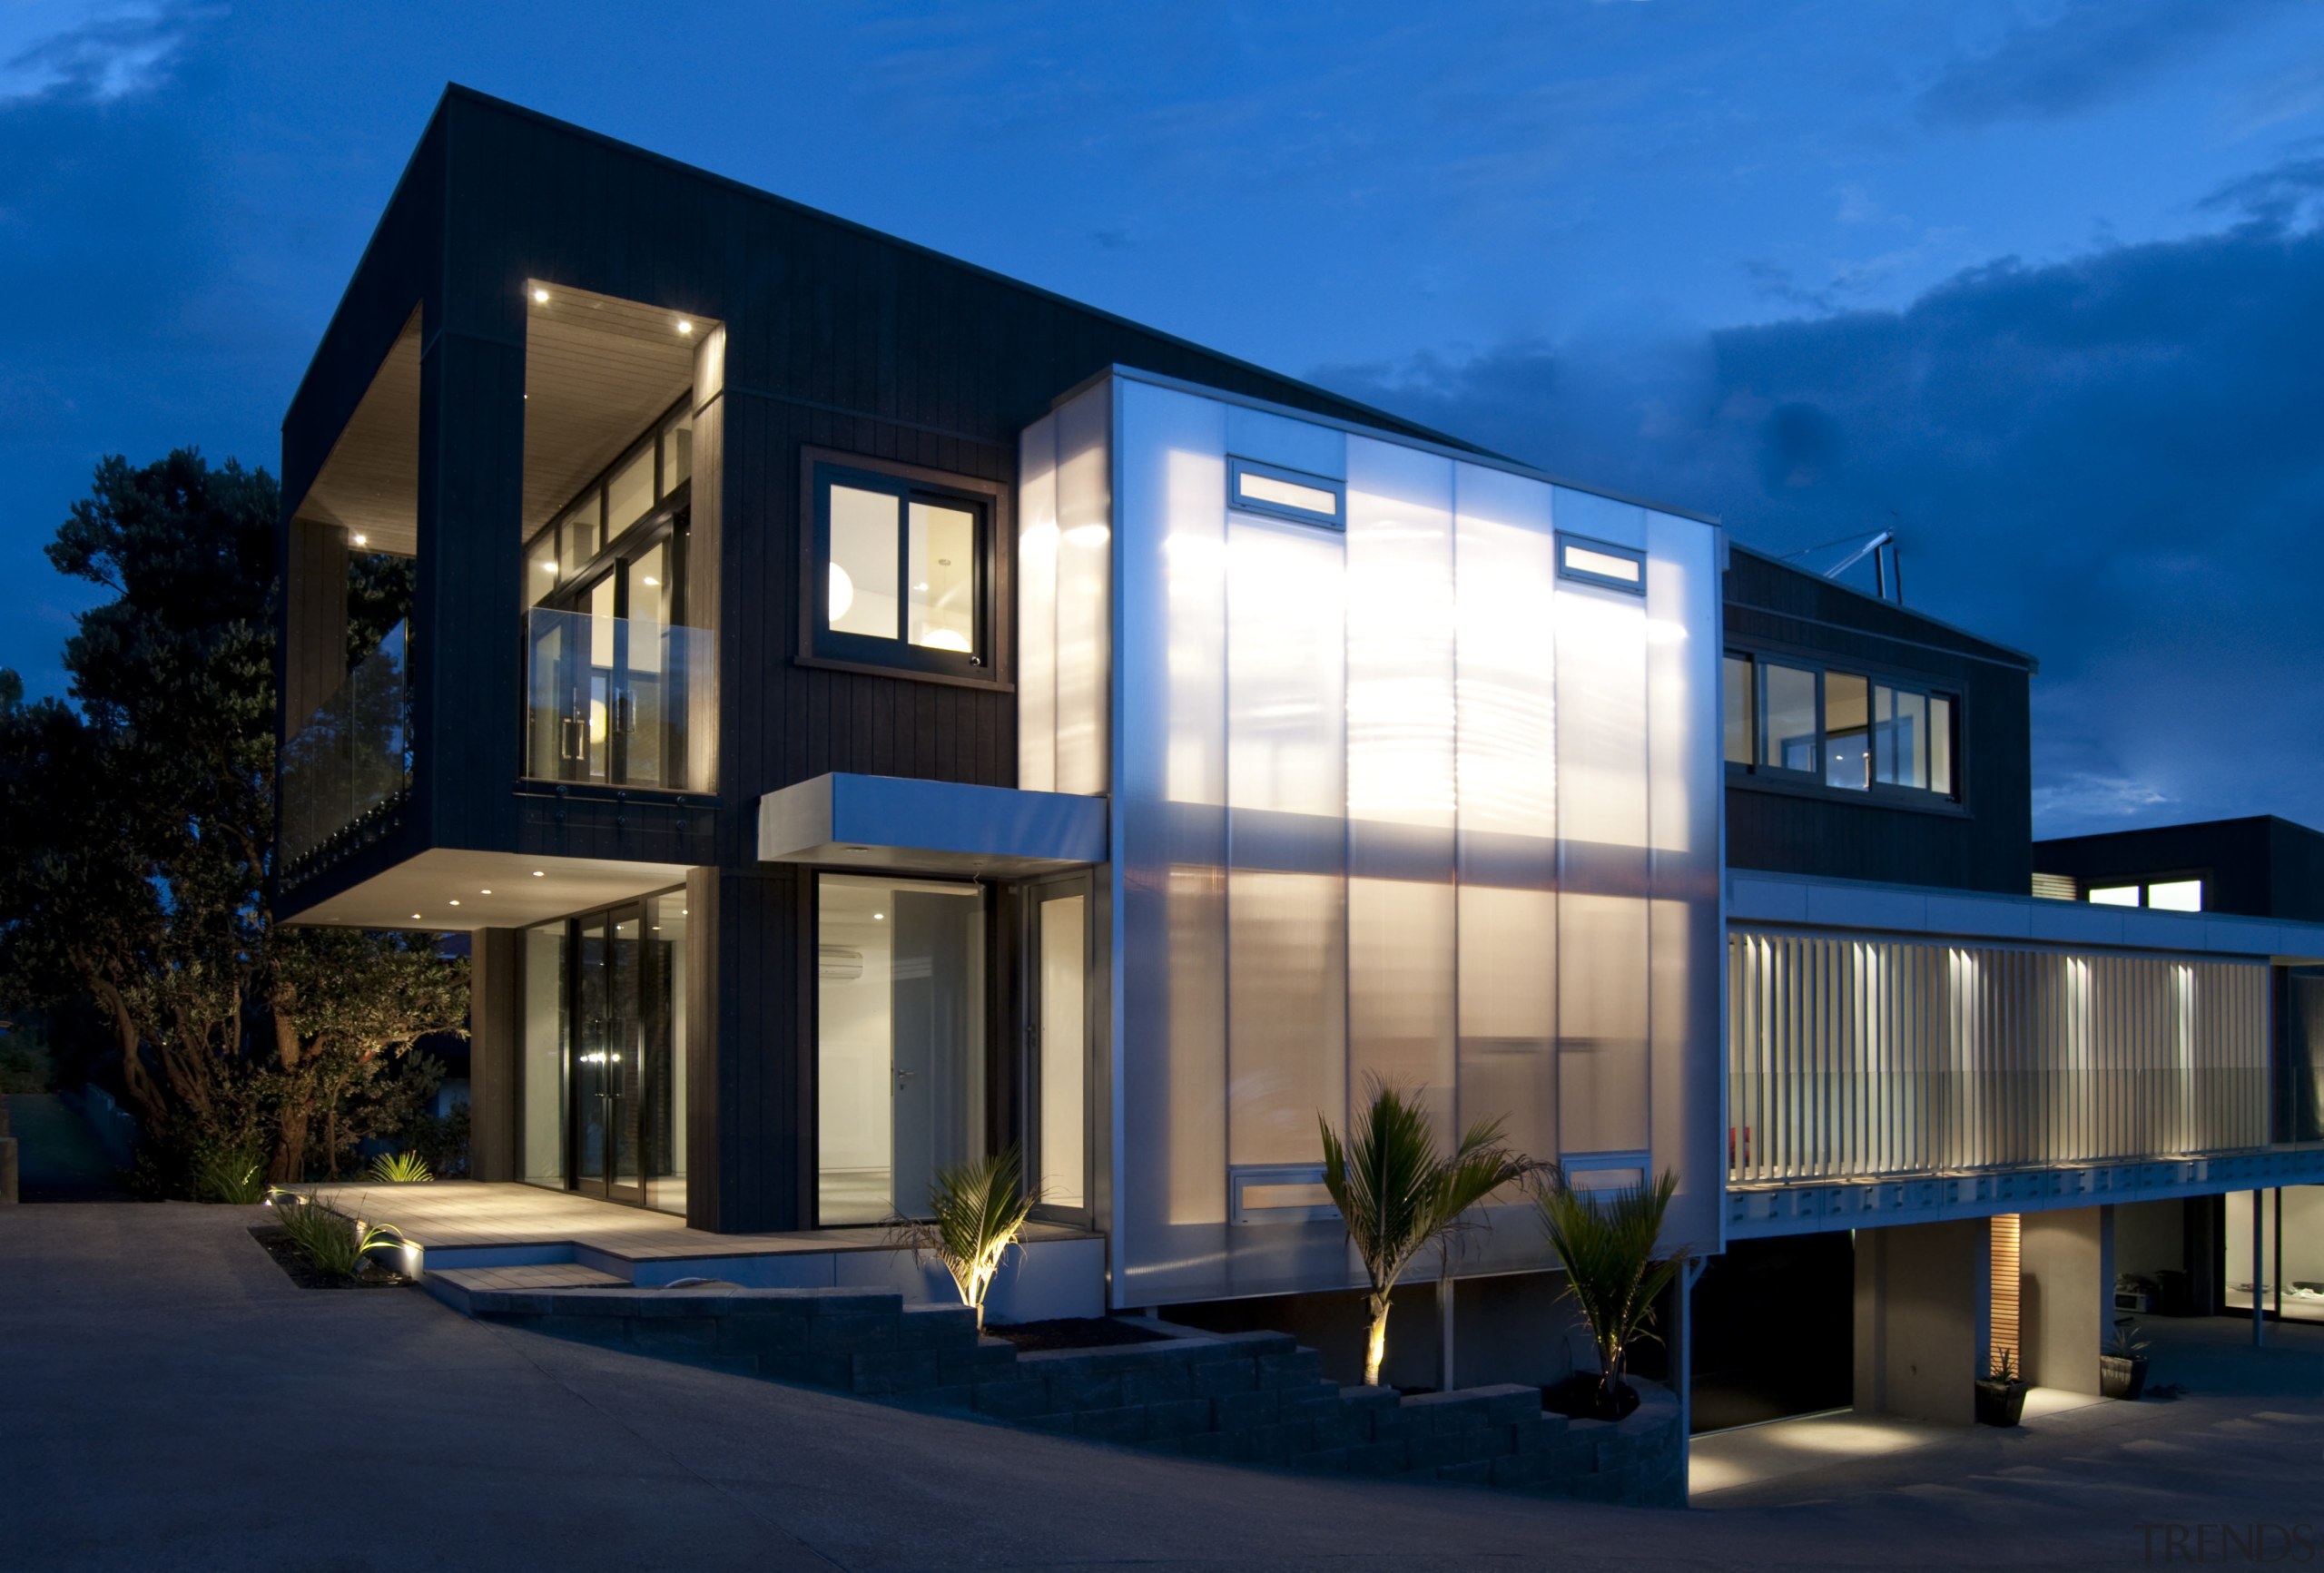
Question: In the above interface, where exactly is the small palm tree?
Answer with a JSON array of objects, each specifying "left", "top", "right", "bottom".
[
  {"left": 897, "top": 1145, "right": 1043, "bottom": 1331},
  {"left": 1319, "top": 1079, "right": 1530, "bottom": 1389},
  {"left": 1534, "top": 1166, "right": 1687, "bottom": 1414}
]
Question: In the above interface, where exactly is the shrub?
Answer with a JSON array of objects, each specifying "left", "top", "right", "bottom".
[
  {"left": 268, "top": 1190, "right": 406, "bottom": 1280},
  {"left": 191, "top": 1140, "right": 268, "bottom": 1204},
  {"left": 368, "top": 1150, "right": 432, "bottom": 1184}
]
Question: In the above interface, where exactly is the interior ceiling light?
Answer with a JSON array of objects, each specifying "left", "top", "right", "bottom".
[
  {"left": 531, "top": 288, "right": 550, "bottom": 303},
  {"left": 676, "top": 320, "right": 694, "bottom": 335}
]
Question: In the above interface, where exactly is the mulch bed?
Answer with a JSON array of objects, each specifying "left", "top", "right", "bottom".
[
  {"left": 981, "top": 1316, "right": 1172, "bottom": 1352},
  {"left": 1541, "top": 1372, "right": 1640, "bottom": 1421},
  {"left": 248, "top": 1224, "right": 411, "bottom": 1291}
]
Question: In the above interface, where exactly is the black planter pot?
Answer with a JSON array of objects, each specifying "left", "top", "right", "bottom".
[
  {"left": 1974, "top": 1377, "right": 2029, "bottom": 1427},
  {"left": 2099, "top": 1353, "right": 2149, "bottom": 1401}
]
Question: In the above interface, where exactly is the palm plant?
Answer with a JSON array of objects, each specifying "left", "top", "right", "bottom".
[
  {"left": 1534, "top": 1166, "right": 1686, "bottom": 1415},
  {"left": 1318, "top": 1079, "right": 1531, "bottom": 1390},
  {"left": 896, "top": 1145, "right": 1042, "bottom": 1331},
  {"left": 368, "top": 1150, "right": 433, "bottom": 1184}
]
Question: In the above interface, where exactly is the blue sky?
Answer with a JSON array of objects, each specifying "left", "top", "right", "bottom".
[{"left": 5, "top": 0, "right": 2323, "bottom": 835}]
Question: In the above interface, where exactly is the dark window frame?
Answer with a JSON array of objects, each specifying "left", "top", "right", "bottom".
[
  {"left": 797, "top": 447, "right": 1011, "bottom": 689},
  {"left": 524, "top": 393, "right": 695, "bottom": 610},
  {"left": 1724, "top": 646, "right": 1963, "bottom": 805},
  {"left": 1227, "top": 457, "right": 1345, "bottom": 530},
  {"left": 1555, "top": 532, "right": 1648, "bottom": 595}
]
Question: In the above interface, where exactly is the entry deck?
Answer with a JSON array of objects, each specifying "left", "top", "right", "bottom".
[{"left": 300, "top": 1180, "right": 1105, "bottom": 1322}]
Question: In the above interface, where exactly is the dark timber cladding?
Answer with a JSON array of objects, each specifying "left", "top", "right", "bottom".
[
  {"left": 2036, "top": 816, "right": 2324, "bottom": 923},
  {"left": 1724, "top": 546, "right": 2036, "bottom": 895},
  {"left": 279, "top": 86, "right": 1481, "bottom": 1233}
]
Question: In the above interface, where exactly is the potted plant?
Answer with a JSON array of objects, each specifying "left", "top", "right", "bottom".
[
  {"left": 1318, "top": 1079, "right": 1530, "bottom": 1389},
  {"left": 2100, "top": 1318, "right": 2151, "bottom": 1400},
  {"left": 1534, "top": 1167, "right": 1688, "bottom": 1421},
  {"left": 895, "top": 1144, "right": 1042, "bottom": 1331},
  {"left": 1975, "top": 1348, "right": 2029, "bottom": 1426}
]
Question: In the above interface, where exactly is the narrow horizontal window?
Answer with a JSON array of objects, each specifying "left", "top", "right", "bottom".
[
  {"left": 2088, "top": 885, "right": 2141, "bottom": 908},
  {"left": 1556, "top": 533, "right": 1646, "bottom": 594},
  {"left": 1228, "top": 457, "right": 1344, "bottom": 528}
]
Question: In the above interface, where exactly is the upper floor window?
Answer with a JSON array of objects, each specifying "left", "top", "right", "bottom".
[
  {"left": 527, "top": 399, "right": 693, "bottom": 608},
  {"left": 2089, "top": 879, "right": 2203, "bottom": 912},
  {"left": 809, "top": 456, "right": 996, "bottom": 679},
  {"left": 1724, "top": 651, "right": 1956, "bottom": 800}
]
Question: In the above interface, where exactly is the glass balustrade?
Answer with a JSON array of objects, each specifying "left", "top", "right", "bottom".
[
  {"left": 524, "top": 607, "right": 713, "bottom": 791},
  {"left": 280, "top": 621, "right": 410, "bottom": 867}
]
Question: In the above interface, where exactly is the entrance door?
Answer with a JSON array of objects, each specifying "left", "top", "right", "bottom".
[
  {"left": 571, "top": 904, "right": 647, "bottom": 1206},
  {"left": 1029, "top": 880, "right": 1090, "bottom": 1217},
  {"left": 815, "top": 874, "right": 987, "bottom": 1224}
]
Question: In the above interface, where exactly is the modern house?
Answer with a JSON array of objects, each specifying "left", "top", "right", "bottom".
[{"left": 276, "top": 88, "right": 2324, "bottom": 1440}]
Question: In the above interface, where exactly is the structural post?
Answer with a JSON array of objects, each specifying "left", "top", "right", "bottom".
[
  {"left": 1677, "top": 1256, "right": 1706, "bottom": 1440},
  {"left": 1437, "top": 1277, "right": 1457, "bottom": 1392},
  {"left": 468, "top": 929, "right": 524, "bottom": 1183},
  {"left": 2252, "top": 1189, "right": 2267, "bottom": 1348}
]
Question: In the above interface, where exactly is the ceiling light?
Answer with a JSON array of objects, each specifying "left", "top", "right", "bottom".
[
  {"left": 873, "top": 912, "right": 885, "bottom": 921},
  {"left": 532, "top": 288, "right": 550, "bottom": 303},
  {"left": 351, "top": 534, "right": 368, "bottom": 546},
  {"left": 641, "top": 575, "right": 659, "bottom": 586},
  {"left": 676, "top": 320, "right": 694, "bottom": 335},
  {"left": 531, "top": 870, "right": 545, "bottom": 878},
  {"left": 410, "top": 912, "right": 422, "bottom": 920},
  {"left": 448, "top": 899, "right": 460, "bottom": 907},
  {"left": 479, "top": 889, "right": 492, "bottom": 896}
]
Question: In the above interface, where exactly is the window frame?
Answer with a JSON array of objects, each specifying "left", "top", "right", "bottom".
[
  {"left": 797, "top": 448, "right": 1011, "bottom": 688},
  {"left": 1555, "top": 532, "right": 1648, "bottom": 595},
  {"left": 1227, "top": 457, "right": 1345, "bottom": 530},
  {"left": 524, "top": 394, "right": 695, "bottom": 611},
  {"left": 1724, "top": 645, "right": 1964, "bottom": 806}
]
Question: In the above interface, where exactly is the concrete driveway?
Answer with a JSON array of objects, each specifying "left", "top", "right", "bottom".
[{"left": 2, "top": 1203, "right": 2319, "bottom": 1572}]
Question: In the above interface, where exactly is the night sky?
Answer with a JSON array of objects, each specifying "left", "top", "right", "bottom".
[{"left": 5, "top": 1, "right": 2323, "bottom": 838}]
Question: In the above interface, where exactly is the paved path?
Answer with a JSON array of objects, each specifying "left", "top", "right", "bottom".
[{"left": 2, "top": 1204, "right": 2319, "bottom": 1571}]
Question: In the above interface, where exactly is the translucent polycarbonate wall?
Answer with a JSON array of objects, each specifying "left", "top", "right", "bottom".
[
  {"left": 1018, "top": 386, "right": 1111, "bottom": 794},
  {"left": 1728, "top": 929, "right": 2270, "bottom": 1182},
  {"left": 1099, "top": 374, "right": 1724, "bottom": 1306}
]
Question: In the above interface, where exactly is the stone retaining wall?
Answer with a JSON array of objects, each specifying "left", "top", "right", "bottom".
[{"left": 452, "top": 1281, "right": 1684, "bottom": 1506}]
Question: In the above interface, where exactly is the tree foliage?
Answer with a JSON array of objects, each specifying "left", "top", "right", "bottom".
[
  {"left": 0, "top": 450, "right": 467, "bottom": 1192},
  {"left": 1533, "top": 1166, "right": 1688, "bottom": 1415}
]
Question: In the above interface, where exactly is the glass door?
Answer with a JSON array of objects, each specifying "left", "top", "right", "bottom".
[
  {"left": 570, "top": 904, "right": 645, "bottom": 1206},
  {"left": 537, "top": 520, "right": 687, "bottom": 790},
  {"left": 815, "top": 874, "right": 987, "bottom": 1224},
  {"left": 1030, "top": 880, "right": 1090, "bottom": 1218}
]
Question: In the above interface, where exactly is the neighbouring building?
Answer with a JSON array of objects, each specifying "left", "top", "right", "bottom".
[{"left": 274, "top": 88, "right": 2324, "bottom": 1449}]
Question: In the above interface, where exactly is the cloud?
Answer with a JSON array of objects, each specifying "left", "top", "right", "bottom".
[
  {"left": 1915, "top": 0, "right": 2291, "bottom": 130},
  {"left": 1315, "top": 185, "right": 2324, "bottom": 837},
  {"left": 0, "top": 2, "right": 194, "bottom": 104}
]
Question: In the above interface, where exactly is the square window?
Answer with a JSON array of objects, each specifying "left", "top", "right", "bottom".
[{"left": 810, "top": 457, "right": 996, "bottom": 678}]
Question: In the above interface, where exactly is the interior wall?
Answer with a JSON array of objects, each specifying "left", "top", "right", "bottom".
[
  {"left": 2020, "top": 1205, "right": 2110, "bottom": 1394},
  {"left": 1853, "top": 1218, "right": 1989, "bottom": 1424}
]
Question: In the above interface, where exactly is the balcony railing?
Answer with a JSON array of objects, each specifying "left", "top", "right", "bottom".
[
  {"left": 281, "top": 621, "right": 410, "bottom": 868},
  {"left": 524, "top": 608, "right": 713, "bottom": 791}
]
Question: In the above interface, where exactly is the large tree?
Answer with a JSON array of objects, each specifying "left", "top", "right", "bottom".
[{"left": 0, "top": 450, "right": 466, "bottom": 1189}]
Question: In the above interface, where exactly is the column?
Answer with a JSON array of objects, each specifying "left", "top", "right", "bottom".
[
  {"left": 467, "top": 928, "right": 523, "bottom": 1182},
  {"left": 1853, "top": 1218, "right": 1992, "bottom": 1424},
  {"left": 2020, "top": 1205, "right": 2112, "bottom": 1394}
]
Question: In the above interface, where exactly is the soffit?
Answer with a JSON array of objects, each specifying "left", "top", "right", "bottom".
[
  {"left": 522, "top": 283, "right": 701, "bottom": 538},
  {"left": 292, "top": 309, "right": 422, "bottom": 555}
]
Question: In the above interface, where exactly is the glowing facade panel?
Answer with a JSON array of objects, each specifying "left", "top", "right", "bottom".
[{"left": 1036, "top": 371, "right": 1723, "bottom": 1306}]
